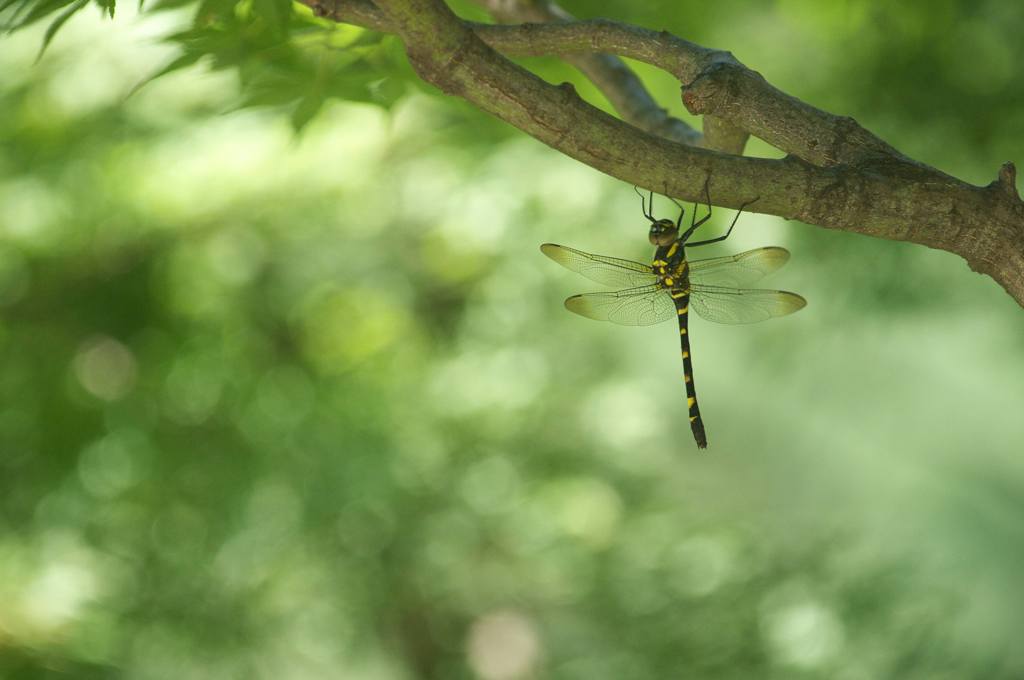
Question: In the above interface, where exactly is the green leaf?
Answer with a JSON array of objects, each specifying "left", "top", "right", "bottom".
[
  {"left": 1, "top": 0, "right": 34, "bottom": 31},
  {"left": 290, "top": 91, "right": 324, "bottom": 131},
  {"left": 122, "top": 0, "right": 416, "bottom": 130},
  {"left": 0, "top": 0, "right": 29, "bottom": 15},
  {"left": 126, "top": 49, "right": 205, "bottom": 98},
  {"left": 366, "top": 77, "right": 407, "bottom": 108},
  {"left": 95, "top": 0, "right": 114, "bottom": 18},
  {"left": 35, "top": 0, "right": 88, "bottom": 61},
  {"left": 8, "top": 0, "right": 76, "bottom": 31}
]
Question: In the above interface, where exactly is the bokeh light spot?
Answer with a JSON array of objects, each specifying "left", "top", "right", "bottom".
[
  {"left": 204, "top": 227, "right": 267, "bottom": 286},
  {"left": 760, "top": 583, "right": 845, "bottom": 668},
  {"left": 73, "top": 336, "right": 137, "bottom": 401},
  {"left": 162, "top": 351, "right": 225, "bottom": 425},
  {"left": 0, "top": 177, "right": 66, "bottom": 248},
  {"left": 459, "top": 455, "right": 522, "bottom": 516},
  {"left": 299, "top": 286, "right": 407, "bottom": 372},
  {"left": 667, "top": 535, "right": 735, "bottom": 597},
  {"left": 19, "top": 534, "right": 100, "bottom": 635},
  {"left": 466, "top": 610, "right": 541, "bottom": 680},
  {"left": 539, "top": 477, "right": 622, "bottom": 549},
  {"left": 581, "top": 380, "right": 661, "bottom": 453},
  {"left": 78, "top": 431, "right": 144, "bottom": 498}
]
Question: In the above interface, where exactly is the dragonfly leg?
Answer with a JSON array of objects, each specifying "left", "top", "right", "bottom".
[
  {"left": 688, "top": 195, "right": 760, "bottom": 248},
  {"left": 682, "top": 178, "right": 713, "bottom": 240},
  {"left": 634, "top": 185, "right": 654, "bottom": 222},
  {"left": 660, "top": 181, "right": 685, "bottom": 229},
  {"left": 697, "top": 177, "right": 712, "bottom": 226}
]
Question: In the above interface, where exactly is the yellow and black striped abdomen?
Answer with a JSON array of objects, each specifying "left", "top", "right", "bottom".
[{"left": 669, "top": 286, "right": 707, "bottom": 449}]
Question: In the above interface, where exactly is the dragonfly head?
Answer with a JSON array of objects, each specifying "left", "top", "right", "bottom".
[{"left": 648, "top": 219, "right": 678, "bottom": 246}]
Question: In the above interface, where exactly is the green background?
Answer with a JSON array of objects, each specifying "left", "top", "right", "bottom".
[{"left": 2, "top": 0, "right": 1023, "bottom": 677}]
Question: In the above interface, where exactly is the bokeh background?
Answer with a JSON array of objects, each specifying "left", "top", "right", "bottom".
[{"left": 2, "top": 0, "right": 1024, "bottom": 677}]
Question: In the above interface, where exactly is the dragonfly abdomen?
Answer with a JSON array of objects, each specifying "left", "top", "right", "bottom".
[{"left": 671, "top": 288, "right": 707, "bottom": 449}]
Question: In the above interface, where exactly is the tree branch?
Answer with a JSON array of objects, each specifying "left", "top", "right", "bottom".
[
  {"left": 434, "top": 18, "right": 909, "bottom": 168},
  {"left": 312, "top": 0, "right": 702, "bottom": 144},
  {"left": 308, "top": 0, "right": 1024, "bottom": 308},
  {"left": 470, "top": 0, "right": 751, "bottom": 154},
  {"left": 467, "top": 0, "right": 702, "bottom": 146}
]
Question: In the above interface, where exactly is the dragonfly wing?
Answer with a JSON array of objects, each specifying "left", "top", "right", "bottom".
[
  {"left": 688, "top": 247, "right": 791, "bottom": 288},
  {"left": 541, "top": 243, "right": 658, "bottom": 288},
  {"left": 564, "top": 285, "right": 675, "bottom": 326},
  {"left": 690, "top": 284, "right": 807, "bottom": 324}
]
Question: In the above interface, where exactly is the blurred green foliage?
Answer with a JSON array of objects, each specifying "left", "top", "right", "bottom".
[{"left": 2, "top": 1, "right": 1024, "bottom": 678}]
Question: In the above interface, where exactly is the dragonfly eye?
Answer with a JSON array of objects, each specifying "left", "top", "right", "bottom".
[{"left": 648, "top": 219, "right": 678, "bottom": 246}]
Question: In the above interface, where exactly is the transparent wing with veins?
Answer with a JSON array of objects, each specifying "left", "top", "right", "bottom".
[
  {"left": 688, "top": 247, "right": 792, "bottom": 288},
  {"left": 540, "top": 243, "right": 658, "bottom": 288},
  {"left": 564, "top": 286, "right": 677, "bottom": 326},
  {"left": 689, "top": 285, "right": 806, "bottom": 324}
]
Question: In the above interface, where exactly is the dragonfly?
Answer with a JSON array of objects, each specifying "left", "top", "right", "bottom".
[{"left": 541, "top": 185, "right": 806, "bottom": 449}]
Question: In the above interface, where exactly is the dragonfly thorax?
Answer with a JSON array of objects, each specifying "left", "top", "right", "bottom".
[
  {"left": 648, "top": 218, "right": 678, "bottom": 246},
  {"left": 655, "top": 257, "right": 690, "bottom": 291}
]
